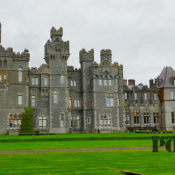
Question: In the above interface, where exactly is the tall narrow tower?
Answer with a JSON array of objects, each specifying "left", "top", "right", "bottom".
[{"left": 44, "top": 27, "right": 71, "bottom": 133}]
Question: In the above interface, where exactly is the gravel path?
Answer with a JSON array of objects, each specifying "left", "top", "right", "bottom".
[{"left": 0, "top": 147, "right": 154, "bottom": 155}]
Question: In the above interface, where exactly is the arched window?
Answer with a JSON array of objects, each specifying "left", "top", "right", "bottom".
[
  {"left": 18, "top": 67, "right": 23, "bottom": 82},
  {"left": 39, "top": 114, "right": 47, "bottom": 129}
]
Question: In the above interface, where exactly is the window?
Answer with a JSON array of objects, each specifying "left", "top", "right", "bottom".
[
  {"left": 43, "top": 77, "right": 48, "bottom": 86},
  {"left": 174, "top": 80, "right": 175, "bottom": 86},
  {"left": 133, "top": 112, "right": 140, "bottom": 124},
  {"left": 153, "top": 112, "right": 159, "bottom": 124},
  {"left": 125, "top": 112, "right": 130, "bottom": 124},
  {"left": 124, "top": 93, "right": 128, "bottom": 100},
  {"left": 31, "top": 96, "right": 36, "bottom": 107},
  {"left": 104, "top": 79, "right": 107, "bottom": 86},
  {"left": 60, "top": 113, "right": 65, "bottom": 127},
  {"left": 39, "top": 114, "right": 47, "bottom": 129},
  {"left": 70, "top": 80, "right": 76, "bottom": 87},
  {"left": 144, "top": 93, "right": 148, "bottom": 100},
  {"left": 32, "top": 77, "right": 39, "bottom": 85},
  {"left": 172, "top": 112, "right": 175, "bottom": 123},
  {"left": 75, "top": 116, "right": 80, "bottom": 128},
  {"left": 74, "top": 100, "right": 80, "bottom": 107},
  {"left": 60, "top": 75, "right": 64, "bottom": 84},
  {"left": 18, "top": 67, "right": 23, "bottom": 82},
  {"left": 0, "top": 74, "right": 2, "bottom": 81},
  {"left": 171, "top": 91, "right": 174, "bottom": 100},
  {"left": 18, "top": 95, "right": 22, "bottom": 105},
  {"left": 3, "top": 74, "right": 7, "bottom": 80},
  {"left": 108, "top": 80, "right": 112, "bottom": 86},
  {"left": 134, "top": 93, "right": 137, "bottom": 100},
  {"left": 153, "top": 93, "right": 157, "bottom": 100},
  {"left": 9, "top": 114, "right": 22, "bottom": 129},
  {"left": 100, "top": 114, "right": 111, "bottom": 128},
  {"left": 0, "top": 60, "right": 2, "bottom": 68},
  {"left": 144, "top": 112, "right": 150, "bottom": 124},
  {"left": 106, "top": 97, "right": 114, "bottom": 107},
  {"left": 87, "top": 117, "right": 91, "bottom": 124},
  {"left": 53, "top": 92, "right": 58, "bottom": 104},
  {"left": 99, "top": 79, "right": 102, "bottom": 86}
]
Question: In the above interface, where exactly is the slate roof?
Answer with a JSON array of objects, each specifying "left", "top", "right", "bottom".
[{"left": 157, "top": 66, "right": 175, "bottom": 88}]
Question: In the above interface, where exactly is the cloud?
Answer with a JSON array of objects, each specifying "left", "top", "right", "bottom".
[{"left": 1, "top": 0, "right": 175, "bottom": 84}]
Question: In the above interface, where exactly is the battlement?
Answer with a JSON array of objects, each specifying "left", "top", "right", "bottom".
[
  {"left": 0, "top": 45, "right": 30, "bottom": 61},
  {"left": 67, "top": 66, "right": 81, "bottom": 72},
  {"left": 50, "top": 27, "right": 63, "bottom": 42},
  {"left": 100, "top": 49, "right": 112, "bottom": 65},
  {"left": 79, "top": 49, "right": 94, "bottom": 63}
]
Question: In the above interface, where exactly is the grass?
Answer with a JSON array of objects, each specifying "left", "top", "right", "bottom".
[
  {"left": 0, "top": 150, "right": 174, "bottom": 175},
  {"left": 0, "top": 132, "right": 174, "bottom": 174},
  {"left": 0, "top": 132, "right": 174, "bottom": 140},
  {"left": 0, "top": 140, "right": 153, "bottom": 151}
]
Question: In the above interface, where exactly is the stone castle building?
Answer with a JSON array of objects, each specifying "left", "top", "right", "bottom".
[{"left": 0, "top": 23, "right": 175, "bottom": 134}]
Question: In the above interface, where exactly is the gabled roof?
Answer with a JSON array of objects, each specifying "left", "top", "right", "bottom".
[{"left": 157, "top": 66, "right": 175, "bottom": 88}]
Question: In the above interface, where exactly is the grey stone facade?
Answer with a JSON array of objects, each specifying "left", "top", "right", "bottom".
[{"left": 0, "top": 24, "right": 175, "bottom": 134}]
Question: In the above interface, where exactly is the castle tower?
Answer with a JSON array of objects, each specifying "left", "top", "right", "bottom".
[
  {"left": 44, "top": 27, "right": 71, "bottom": 133},
  {"left": 157, "top": 66, "right": 175, "bottom": 130},
  {"left": 80, "top": 49, "right": 94, "bottom": 132},
  {"left": 100, "top": 49, "right": 112, "bottom": 65}
]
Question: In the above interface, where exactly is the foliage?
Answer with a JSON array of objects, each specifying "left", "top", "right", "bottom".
[{"left": 19, "top": 106, "right": 34, "bottom": 134}]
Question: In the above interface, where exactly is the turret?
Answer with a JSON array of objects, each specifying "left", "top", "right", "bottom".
[
  {"left": 79, "top": 49, "right": 94, "bottom": 63},
  {"left": 100, "top": 49, "right": 112, "bottom": 65},
  {"left": 50, "top": 27, "right": 63, "bottom": 42}
]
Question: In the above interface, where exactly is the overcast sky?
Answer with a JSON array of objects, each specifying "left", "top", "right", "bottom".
[{"left": 0, "top": 0, "right": 175, "bottom": 85}]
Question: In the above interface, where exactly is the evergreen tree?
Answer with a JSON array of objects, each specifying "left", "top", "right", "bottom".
[{"left": 19, "top": 106, "right": 34, "bottom": 134}]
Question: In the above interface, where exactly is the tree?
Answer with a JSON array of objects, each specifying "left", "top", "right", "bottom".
[{"left": 19, "top": 106, "right": 34, "bottom": 134}]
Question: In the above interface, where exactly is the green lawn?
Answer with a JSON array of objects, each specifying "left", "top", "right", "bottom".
[
  {"left": 0, "top": 140, "right": 153, "bottom": 151},
  {"left": 0, "top": 150, "right": 174, "bottom": 175},
  {"left": 0, "top": 132, "right": 174, "bottom": 140},
  {"left": 0, "top": 132, "right": 174, "bottom": 151}
]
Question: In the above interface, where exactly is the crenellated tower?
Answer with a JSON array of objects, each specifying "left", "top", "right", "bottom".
[
  {"left": 44, "top": 27, "right": 71, "bottom": 133},
  {"left": 80, "top": 49, "right": 94, "bottom": 132}
]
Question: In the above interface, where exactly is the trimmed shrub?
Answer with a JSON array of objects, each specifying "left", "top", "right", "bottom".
[{"left": 19, "top": 106, "right": 34, "bottom": 134}]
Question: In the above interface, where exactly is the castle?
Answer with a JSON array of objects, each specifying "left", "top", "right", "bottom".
[{"left": 0, "top": 23, "right": 175, "bottom": 134}]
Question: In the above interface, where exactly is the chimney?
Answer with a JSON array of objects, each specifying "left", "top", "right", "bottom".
[
  {"left": 149, "top": 79, "right": 154, "bottom": 88},
  {"left": 128, "top": 79, "right": 135, "bottom": 86}
]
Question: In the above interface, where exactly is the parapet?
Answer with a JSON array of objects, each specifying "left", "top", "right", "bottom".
[
  {"left": 0, "top": 45, "right": 30, "bottom": 61},
  {"left": 50, "top": 27, "right": 63, "bottom": 42},
  {"left": 79, "top": 49, "right": 94, "bottom": 63},
  {"left": 100, "top": 49, "right": 112, "bottom": 65}
]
